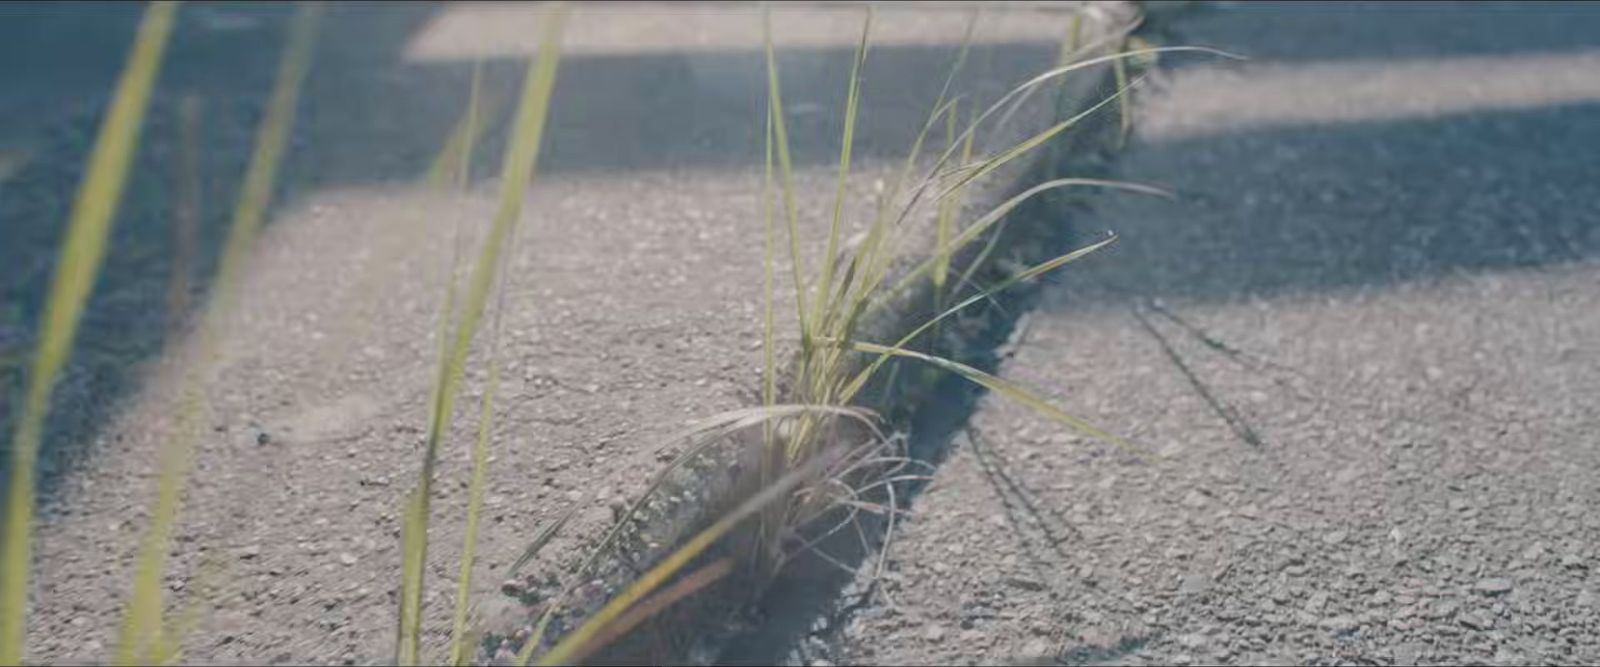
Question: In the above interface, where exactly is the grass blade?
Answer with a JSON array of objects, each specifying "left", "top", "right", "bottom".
[
  {"left": 508, "top": 503, "right": 581, "bottom": 576},
  {"left": 115, "top": 5, "right": 323, "bottom": 663},
  {"left": 397, "top": 8, "right": 567, "bottom": 662},
  {"left": 932, "top": 99, "right": 977, "bottom": 293},
  {"left": 517, "top": 403, "right": 877, "bottom": 660},
  {"left": 762, "top": 6, "right": 808, "bottom": 347},
  {"left": 810, "top": 6, "right": 873, "bottom": 330},
  {"left": 533, "top": 454, "right": 833, "bottom": 666},
  {"left": 1112, "top": 43, "right": 1132, "bottom": 146},
  {"left": 555, "top": 558, "right": 734, "bottom": 666},
  {"left": 446, "top": 57, "right": 498, "bottom": 667},
  {"left": 848, "top": 342, "right": 1145, "bottom": 460},
  {"left": 886, "top": 177, "right": 1169, "bottom": 302},
  {"left": 164, "top": 94, "right": 203, "bottom": 330},
  {"left": 0, "top": 2, "right": 175, "bottom": 662},
  {"left": 427, "top": 59, "right": 499, "bottom": 190},
  {"left": 937, "top": 71, "right": 1148, "bottom": 203},
  {"left": 842, "top": 233, "right": 1121, "bottom": 403},
  {"left": 882, "top": 46, "right": 1234, "bottom": 234}
]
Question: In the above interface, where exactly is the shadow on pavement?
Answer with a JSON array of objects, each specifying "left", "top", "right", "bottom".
[
  {"left": 1039, "top": 0, "right": 1600, "bottom": 312},
  {"left": 0, "top": 3, "right": 1064, "bottom": 509}
]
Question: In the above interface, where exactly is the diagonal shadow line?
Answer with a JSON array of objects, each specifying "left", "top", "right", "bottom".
[
  {"left": 1144, "top": 297, "right": 1522, "bottom": 436},
  {"left": 1145, "top": 298, "right": 1319, "bottom": 403},
  {"left": 1130, "top": 303, "right": 1265, "bottom": 448},
  {"left": 967, "top": 425, "right": 1084, "bottom": 576}
]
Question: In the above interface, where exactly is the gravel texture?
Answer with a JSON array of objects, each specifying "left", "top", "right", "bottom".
[{"left": 837, "top": 2, "right": 1600, "bottom": 665}]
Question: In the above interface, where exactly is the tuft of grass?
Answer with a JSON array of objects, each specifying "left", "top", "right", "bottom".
[
  {"left": 0, "top": 2, "right": 177, "bottom": 662},
  {"left": 534, "top": 12, "right": 1244, "bottom": 664},
  {"left": 396, "top": 4, "right": 567, "bottom": 664},
  {"left": 115, "top": 4, "right": 324, "bottom": 663}
]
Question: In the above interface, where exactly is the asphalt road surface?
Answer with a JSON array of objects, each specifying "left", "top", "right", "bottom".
[{"left": 838, "top": 2, "right": 1600, "bottom": 665}]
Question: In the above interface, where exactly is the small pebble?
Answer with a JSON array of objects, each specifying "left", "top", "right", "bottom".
[{"left": 1475, "top": 578, "right": 1513, "bottom": 595}]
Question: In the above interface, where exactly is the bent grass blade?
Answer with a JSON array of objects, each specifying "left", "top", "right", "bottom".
[
  {"left": 0, "top": 2, "right": 175, "bottom": 662},
  {"left": 397, "top": 6, "right": 568, "bottom": 664},
  {"left": 115, "top": 4, "right": 324, "bottom": 663}
]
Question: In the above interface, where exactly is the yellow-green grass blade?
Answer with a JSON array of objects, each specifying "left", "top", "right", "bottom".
[
  {"left": 397, "top": 5, "right": 568, "bottom": 664},
  {"left": 1112, "top": 39, "right": 1132, "bottom": 147},
  {"left": 519, "top": 403, "right": 877, "bottom": 659},
  {"left": 848, "top": 342, "right": 1145, "bottom": 461},
  {"left": 448, "top": 231, "right": 514, "bottom": 665},
  {"left": 762, "top": 6, "right": 808, "bottom": 348},
  {"left": 0, "top": 2, "right": 175, "bottom": 662},
  {"left": 935, "top": 71, "right": 1149, "bottom": 205},
  {"left": 446, "top": 57, "right": 497, "bottom": 666},
  {"left": 427, "top": 59, "right": 499, "bottom": 190},
  {"left": 878, "top": 7, "right": 977, "bottom": 224},
  {"left": 886, "top": 177, "right": 1169, "bottom": 303},
  {"left": 556, "top": 557, "right": 733, "bottom": 666},
  {"left": 760, "top": 74, "right": 786, "bottom": 553},
  {"left": 842, "top": 233, "right": 1119, "bottom": 403},
  {"left": 445, "top": 313, "right": 503, "bottom": 666},
  {"left": 147, "top": 552, "right": 224, "bottom": 665},
  {"left": 809, "top": 5, "right": 872, "bottom": 332},
  {"left": 206, "top": 4, "right": 322, "bottom": 326},
  {"left": 115, "top": 5, "right": 323, "bottom": 663},
  {"left": 889, "top": 47, "right": 1234, "bottom": 229},
  {"left": 932, "top": 101, "right": 960, "bottom": 291},
  {"left": 932, "top": 99, "right": 978, "bottom": 295},
  {"left": 572, "top": 404, "right": 879, "bottom": 581},
  {"left": 848, "top": 50, "right": 1228, "bottom": 324},
  {"left": 989, "top": 12, "right": 1145, "bottom": 148},
  {"left": 533, "top": 454, "right": 834, "bottom": 666},
  {"left": 841, "top": 91, "right": 974, "bottom": 350}
]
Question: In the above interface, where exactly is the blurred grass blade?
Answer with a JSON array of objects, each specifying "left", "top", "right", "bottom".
[
  {"left": 518, "top": 404, "right": 877, "bottom": 661},
  {"left": 880, "top": 7, "right": 975, "bottom": 223},
  {"left": 849, "top": 342, "right": 1144, "bottom": 460},
  {"left": 759, "top": 67, "right": 784, "bottom": 551},
  {"left": 932, "top": 101, "right": 959, "bottom": 291},
  {"left": 397, "top": 5, "right": 568, "bottom": 664},
  {"left": 148, "top": 554, "right": 224, "bottom": 665},
  {"left": 762, "top": 79, "right": 779, "bottom": 414},
  {"left": 445, "top": 309, "right": 502, "bottom": 666},
  {"left": 427, "top": 59, "right": 499, "bottom": 190},
  {"left": 1112, "top": 39, "right": 1132, "bottom": 146},
  {"left": 116, "top": 4, "right": 323, "bottom": 663},
  {"left": 0, "top": 2, "right": 176, "bottom": 662},
  {"left": 938, "top": 72, "right": 1148, "bottom": 203},
  {"left": 444, "top": 59, "right": 505, "bottom": 662},
  {"left": 164, "top": 94, "right": 203, "bottom": 330},
  {"left": 811, "top": 6, "right": 872, "bottom": 329},
  {"left": 557, "top": 558, "right": 733, "bottom": 666},
  {"left": 534, "top": 455, "right": 832, "bottom": 666},
  {"left": 448, "top": 216, "right": 513, "bottom": 666},
  {"left": 920, "top": 46, "right": 1236, "bottom": 196},
  {"left": 932, "top": 100, "right": 977, "bottom": 293},
  {"left": 888, "top": 177, "right": 1169, "bottom": 301},
  {"left": 842, "top": 233, "right": 1120, "bottom": 403},
  {"left": 763, "top": 6, "right": 808, "bottom": 346},
  {"left": 508, "top": 503, "right": 581, "bottom": 576},
  {"left": 870, "top": 48, "right": 1235, "bottom": 300},
  {"left": 447, "top": 57, "right": 498, "bottom": 667}
]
